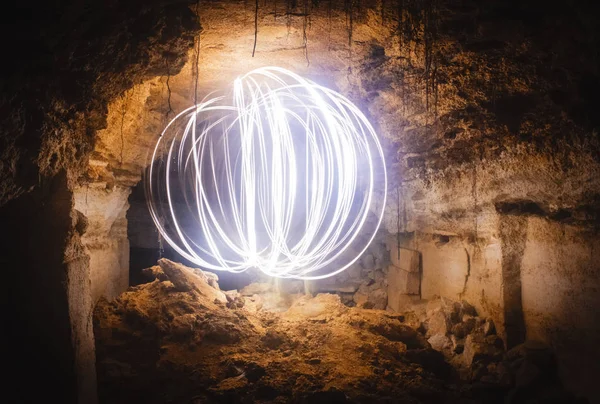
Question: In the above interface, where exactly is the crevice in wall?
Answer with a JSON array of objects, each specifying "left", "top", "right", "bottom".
[
  {"left": 496, "top": 199, "right": 546, "bottom": 216},
  {"left": 459, "top": 247, "right": 471, "bottom": 299}
]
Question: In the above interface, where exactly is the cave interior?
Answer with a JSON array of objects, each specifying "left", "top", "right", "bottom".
[{"left": 2, "top": 0, "right": 600, "bottom": 403}]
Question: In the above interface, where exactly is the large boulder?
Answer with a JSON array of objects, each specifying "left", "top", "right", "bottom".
[
  {"left": 157, "top": 258, "right": 227, "bottom": 303},
  {"left": 427, "top": 310, "right": 451, "bottom": 337},
  {"left": 428, "top": 334, "right": 451, "bottom": 351}
]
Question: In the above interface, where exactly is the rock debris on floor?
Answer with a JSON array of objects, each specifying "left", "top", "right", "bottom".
[{"left": 94, "top": 259, "right": 586, "bottom": 404}]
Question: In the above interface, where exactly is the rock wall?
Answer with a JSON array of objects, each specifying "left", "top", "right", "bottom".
[
  {"left": 520, "top": 217, "right": 600, "bottom": 398},
  {"left": 387, "top": 145, "right": 600, "bottom": 398},
  {"left": 73, "top": 184, "right": 131, "bottom": 303},
  {"left": 1, "top": 1, "right": 199, "bottom": 402}
]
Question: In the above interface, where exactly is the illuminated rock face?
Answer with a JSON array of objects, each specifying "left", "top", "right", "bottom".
[
  {"left": 2, "top": 0, "right": 600, "bottom": 402},
  {"left": 73, "top": 184, "right": 130, "bottom": 303}
]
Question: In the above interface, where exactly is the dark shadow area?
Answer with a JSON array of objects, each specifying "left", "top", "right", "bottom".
[
  {"left": 1, "top": 173, "right": 80, "bottom": 403},
  {"left": 127, "top": 180, "right": 257, "bottom": 291},
  {"left": 499, "top": 214, "right": 528, "bottom": 349}
]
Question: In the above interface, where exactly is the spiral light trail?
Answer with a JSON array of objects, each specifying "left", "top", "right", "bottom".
[{"left": 146, "top": 67, "right": 386, "bottom": 279}]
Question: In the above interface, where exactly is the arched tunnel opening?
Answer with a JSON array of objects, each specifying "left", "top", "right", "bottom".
[{"left": 2, "top": 0, "right": 600, "bottom": 403}]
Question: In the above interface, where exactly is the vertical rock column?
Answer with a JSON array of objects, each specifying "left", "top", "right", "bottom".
[
  {"left": 499, "top": 214, "right": 528, "bottom": 349},
  {"left": 74, "top": 180, "right": 131, "bottom": 303}
]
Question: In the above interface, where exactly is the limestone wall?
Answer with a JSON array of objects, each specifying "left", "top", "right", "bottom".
[
  {"left": 73, "top": 184, "right": 130, "bottom": 302},
  {"left": 5, "top": 0, "right": 593, "bottom": 401},
  {"left": 520, "top": 218, "right": 600, "bottom": 398}
]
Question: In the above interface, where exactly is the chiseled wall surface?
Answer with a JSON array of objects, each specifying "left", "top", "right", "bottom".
[
  {"left": 419, "top": 235, "right": 470, "bottom": 301},
  {"left": 397, "top": 213, "right": 600, "bottom": 400},
  {"left": 520, "top": 217, "right": 600, "bottom": 400},
  {"left": 74, "top": 184, "right": 131, "bottom": 303},
  {"left": 387, "top": 141, "right": 599, "bottom": 400}
]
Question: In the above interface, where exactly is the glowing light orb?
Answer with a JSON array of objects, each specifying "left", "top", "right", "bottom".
[{"left": 146, "top": 67, "right": 387, "bottom": 279}]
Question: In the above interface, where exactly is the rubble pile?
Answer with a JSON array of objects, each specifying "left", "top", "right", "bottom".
[{"left": 95, "top": 260, "right": 587, "bottom": 403}]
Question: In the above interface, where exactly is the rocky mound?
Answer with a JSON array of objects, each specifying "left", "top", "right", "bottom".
[{"left": 94, "top": 260, "right": 585, "bottom": 404}]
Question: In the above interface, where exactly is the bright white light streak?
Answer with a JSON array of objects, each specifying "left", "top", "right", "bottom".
[{"left": 146, "top": 67, "right": 387, "bottom": 279}]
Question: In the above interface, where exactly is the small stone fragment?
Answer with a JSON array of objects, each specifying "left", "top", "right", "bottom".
[
  {"left": 353, "top": 290, "right": 368, "bottom": 307},
  {"left": 141, "top": 265, "right": 168, "bottom": 282},
  {"left": 463, "top": 333, "right": 503, "bottom": 366},
  {"left": 428, "top": 334, "right": 451, "bottom": 351},
  {"left": 451, "top": 322, "right": 469, "bottom": 339},
  {"left": 450, "top": 334, "right": 465, "bottom": 354},
  {"left": 367, "top": 288, "right": 388, "bottom": 310},
  {"left": 458, "top": 300, "right": 477, "bottom": 317},
  {"left": 483, "top": 319, "right": 496, "bottom": 336},
  {"left": 240, "top": 282, "right": 272, "bottom": 296},
  {"left": 427, "top": 311, "right": 450, "bottom": 337},
  {"left": 224, "top": 290, "right": 245, "bottom": 309}
]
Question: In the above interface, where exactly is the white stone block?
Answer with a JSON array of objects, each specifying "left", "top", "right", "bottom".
[
  {"left": 389, "top": 247, "right": 420, "bottom": 273},
  {"left": 388, "top": 264, "right": 420, "bottom": 299}
]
